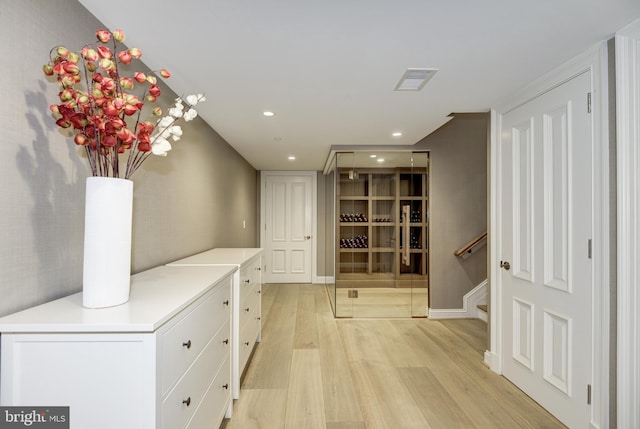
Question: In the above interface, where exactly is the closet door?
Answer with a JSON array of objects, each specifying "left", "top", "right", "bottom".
[
  {"left": 500, "top": 71, "right": 592, "bottom": 428},
  {"left": 262, "top": 172, "right": 314, "bottom": 284}
]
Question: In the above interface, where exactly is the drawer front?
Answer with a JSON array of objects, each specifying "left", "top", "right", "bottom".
[
  {"left": 247, "top": 256, "right": 262, "bottom": 285},
  {"left": 161, "top": 277, "right": 231, "bottom": 394},
  {"left": 238, "top": 309, "right": 260, "bottom": 373},
  {"left": 238, "top": 267, "right": 254, "bottom": 304},
  {"left": 239, "top": 257, "right": 261, "bottom": 301},
  {"left": 186, "top": 355, "right": 232, "bottom": 429},
  {"left": 162, "top": 321, "right": 231, "bottom": 429},
  {"left": 238, "top": 283, "right": 260, "bottom": 330}
]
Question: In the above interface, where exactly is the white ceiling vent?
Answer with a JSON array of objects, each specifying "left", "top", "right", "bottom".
[{"left": 394, "top": 68, "right": 438, "bottom": 91}]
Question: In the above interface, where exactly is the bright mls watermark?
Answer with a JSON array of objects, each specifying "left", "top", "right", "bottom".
[{"left": 0, "top": 407, "right": 68, "bottom": 428}]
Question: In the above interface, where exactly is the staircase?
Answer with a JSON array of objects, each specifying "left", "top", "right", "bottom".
[{"left": 477, "top": 304, "right": 487, "bottom": 322}]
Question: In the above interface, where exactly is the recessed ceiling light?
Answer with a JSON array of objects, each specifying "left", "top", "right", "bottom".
[
  {"left": 263, "top": 111, "right": 275, "bottom": 117},
  {"left": 370, "top": 154, "right": 377, "bottom": 158},
  {"left": 377, "top": 158, "right": 385, "bottom": 163},
  {"left": 392, "top": 132, "right": 403, "bottom": 137},
  {"left": 288, "top": 156, "right": 296, "bottom": 160}
]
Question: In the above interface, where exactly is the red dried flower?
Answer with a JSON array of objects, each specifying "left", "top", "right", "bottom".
[{"left": 43, "top": 27, "right": 201, "bottom": 178}]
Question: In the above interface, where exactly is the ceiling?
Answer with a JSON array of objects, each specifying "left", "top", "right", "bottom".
[{"left": 78, "top": 0, "right": 640, "bottom": 171}]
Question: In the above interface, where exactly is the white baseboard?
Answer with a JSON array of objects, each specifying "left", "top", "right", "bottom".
[
  {"left": 428, "top": 308, "right": 469, "bottom": 319},
  {"left": 312, "top": 276, "right": 335, "bottom": 284},
  {"left": 483, "top": 350, "right": 491, "bottom": 367},
  {"left": 428, "top": 280, "right": 487, "bottom": 320},
  {"left": 484, "top": 350, "right": 500, "bottom": 373}
]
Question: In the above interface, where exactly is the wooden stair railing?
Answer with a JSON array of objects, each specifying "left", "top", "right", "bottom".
[{"left": 454, "top": 231, "right": 487, "bottom": 259}]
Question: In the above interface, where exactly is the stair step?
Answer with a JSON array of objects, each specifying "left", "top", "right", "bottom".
[{"left": 476, "top": 304, "right": 488, "bottom": 323}]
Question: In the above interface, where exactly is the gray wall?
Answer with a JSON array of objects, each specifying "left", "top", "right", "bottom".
[
  {"left": 316, "top": 171, "right": 327, "bottom": 276},
  {"left": 0, "top": 0, "right": 258, "bottom": 317},
  {"left": 414, "top": 113, "right": 488, "bottom": 309},
  {"left": 316, "top": 171, "right": 336, "bottom": 279}
]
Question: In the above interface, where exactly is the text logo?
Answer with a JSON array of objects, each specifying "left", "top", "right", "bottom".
[{"left": 0, "top": 407, "right": 69, "bottom": 428}]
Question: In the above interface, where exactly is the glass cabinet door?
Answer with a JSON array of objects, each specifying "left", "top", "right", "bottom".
[{"left": 333, "top": 150, "right": 428, "bottom": 318}]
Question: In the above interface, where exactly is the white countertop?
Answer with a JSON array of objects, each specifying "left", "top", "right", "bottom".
[
  {"left": 0, "top": 265, "right": 237, "bottom": 334},
  {"left": 167, "top": 248, "right": 263, "bottom": 267}
]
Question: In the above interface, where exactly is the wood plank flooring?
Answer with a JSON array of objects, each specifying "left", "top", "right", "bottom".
[
  {"left": 333, "top": 288, "right": 428, "bottom": 318},
  {"left": 221, "top": 283, "right": 565, "bottom": 429}
]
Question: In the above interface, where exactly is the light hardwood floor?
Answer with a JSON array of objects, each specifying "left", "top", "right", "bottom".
[
  {"left": 333, "top": 287, "right": 428, "bottom": 318},
  {"left": 221, "top": 283, "right": 565, "bottom": 429}
]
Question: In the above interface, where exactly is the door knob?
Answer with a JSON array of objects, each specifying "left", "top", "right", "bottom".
[
  {"left": 304, "top": 235, "right": 311, "bottom": 240},
  {"left": 500, "top": 260, "right": 511, "bottom": 271}
]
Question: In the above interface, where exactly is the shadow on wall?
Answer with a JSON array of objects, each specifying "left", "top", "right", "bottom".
[{"left": 17, "top": 80, "right": 86, "bottom": 302}]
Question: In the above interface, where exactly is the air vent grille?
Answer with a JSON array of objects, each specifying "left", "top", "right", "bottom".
[{"left": 394, "top": 68, "right": 438, "bottom": 91}]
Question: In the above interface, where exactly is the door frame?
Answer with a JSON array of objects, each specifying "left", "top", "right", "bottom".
[
  {"left": 259, "top": 171, "right": 317, "bottom": 284},
  {"left": 488, "top": 42, "right": 611, "bottom": 428},
  {"left": 615, "top": 18, "right": 640, "bottom": 429}
]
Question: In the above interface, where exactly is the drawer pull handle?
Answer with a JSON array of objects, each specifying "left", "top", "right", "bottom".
[
  {"left": 257, "top": 317, "right": 261, "bottom": 321},
  {"left": 182, "top": 397, "right": 191, "bottom": 407},
  {"left": 223, "top": 339, "right": 229, "bottom": 345},
  {"left": 222, "top": 384, "right": 229, "bottom": 390},
  {"left": 244, "top": 341, "right": 250, "bottom": 346},
  {"left": 182, "top": 340, "right": 192, "bottom": 349},
  {"left": 244, "top": 279, "right": 250, "bottom": 283},
  {"left": 223, "top": 300, "right": 229, "bottom": 306},
  {"left": 245, "top": 307, "right": 250, "bottom": 312}
]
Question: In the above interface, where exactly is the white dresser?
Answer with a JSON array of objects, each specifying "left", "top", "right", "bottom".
[
  {"left": 0, "top": 265, "right": 237, "bottom": 429},
  {"left": 168, "top": 248, "right": 262, "bottom": 399}
]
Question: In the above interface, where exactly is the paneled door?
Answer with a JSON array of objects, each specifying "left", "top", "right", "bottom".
[
  {"left": 500, "top": 71, "right": 592, "bottom": 427},
  {"left": 262, "top": 172, "right": 314, "bottom": 283}
]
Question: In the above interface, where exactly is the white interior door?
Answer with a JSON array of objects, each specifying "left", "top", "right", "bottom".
[
  {"left": 500, "top": 71, "right": 592, "bottom": 428},
  {"left": 262, "top": 172, "right": 313, "bottom": 283}
]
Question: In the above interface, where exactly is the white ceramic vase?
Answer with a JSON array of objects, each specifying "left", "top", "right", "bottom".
[{"left": 82, "top": 176, "right": 133, "bottom": 308}]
